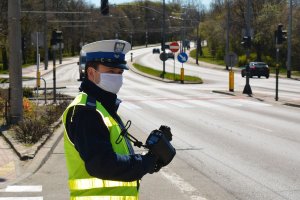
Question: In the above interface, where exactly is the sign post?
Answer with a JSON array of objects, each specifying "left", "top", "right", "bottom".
[
  {"left": 177, "top": 52, "right": 188, "bottom": 84},
  {"left": 225, "top": 52, "right": 238, "bottom": 92},
  {"left": 170, "top": 42, "right": 180, "bottom": 80}
]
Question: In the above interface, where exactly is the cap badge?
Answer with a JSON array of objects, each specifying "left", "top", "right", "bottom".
[{"left": 114, "top": 42, "right": 125, "bottom": 53}]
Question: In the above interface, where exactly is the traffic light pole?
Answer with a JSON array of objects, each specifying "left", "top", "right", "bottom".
[
  {"left": 287, "top": 0, "right": 292, "bottom": 78},
  {"left": 53, "top": 48, "right": 57, "bottom": 103},
  {"left": 59, "top": 42, "right": 62, "bottom": 64},
  {"left": 162, "top": 0, "right": 166, "bottom": 79},
  {"left": 43, "top": 0, "right": 48, "bottom": 70},
  {"left": 242, "top": 0, "right": 252, "bottom": 95},
  {"left": 275, "top": 48, "right": 279, "bottom": 101}
]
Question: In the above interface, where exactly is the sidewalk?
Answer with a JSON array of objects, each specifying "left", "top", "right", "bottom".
[
  {"left": 0, "top": 56, "right": 78, "bottom": 79},
  {"left": 0, "top": 56, "right": 78, "bottom": 188}
]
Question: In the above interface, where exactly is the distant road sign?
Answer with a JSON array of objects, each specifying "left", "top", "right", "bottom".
[
  {"left": 224, "top": 52, "right": 238, "bottom": 67},
  {"left": 170, "top": 42, "right": 180, "bottom": 53},
  {"left": 160, "top": 52, "right": 168, "bottom": 61},
  {"left": 177, "top": 52, "right": 188, "bottom": 63}
]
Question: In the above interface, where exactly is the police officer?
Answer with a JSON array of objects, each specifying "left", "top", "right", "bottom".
[{"left": 62, "top": 40, "right": 162, "bottom": 200}]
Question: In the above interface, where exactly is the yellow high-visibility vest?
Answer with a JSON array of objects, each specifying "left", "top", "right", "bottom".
[{"left": 62, "top": 92, "right": 139, "bottom": 200}]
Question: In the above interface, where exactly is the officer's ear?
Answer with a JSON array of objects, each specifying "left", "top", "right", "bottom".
[{"left": 86, "top": 66, "right": 97, "bottom": 82}]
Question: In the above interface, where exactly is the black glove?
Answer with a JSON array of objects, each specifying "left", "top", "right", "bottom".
[
  {"left": 144, "top": 151, "right": 161, "bottom": 174},
  {"left": 159, "top": 125, "right": 172, "bottom": 141}
]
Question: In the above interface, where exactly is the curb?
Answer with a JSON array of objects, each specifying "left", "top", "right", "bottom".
[
  {"left": 128, "top": 62, "right": 203, "bottom": 85},
  {"left": 0, "top": 122, "right": 64, "bottom": 189},
  {"left": 212, "top": 90, "right": 300, "bottom": 108},
  {"left": 1, "top": 120, "right": 61, "bottom": 160}
]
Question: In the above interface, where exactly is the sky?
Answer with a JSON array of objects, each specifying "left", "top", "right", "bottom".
[{"left": 89, "top": 0, "right": 212, "bottom": 9}]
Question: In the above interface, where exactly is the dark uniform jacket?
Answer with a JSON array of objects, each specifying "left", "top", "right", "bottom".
[{"left": 65, "top": 79, "right": 157, "bottom": 182}]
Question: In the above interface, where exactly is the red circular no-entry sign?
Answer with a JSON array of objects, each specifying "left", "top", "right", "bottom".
[{"left": 170, "top": 42, "right": 180, "bottom": 53}]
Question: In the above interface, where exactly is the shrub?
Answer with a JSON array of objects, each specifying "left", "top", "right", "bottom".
[
  {"left": 14, "top": 117, "right": 50, "bottom": 144},
  {"left": 42, "top": 100, "right": 70, "bottom": 124},
  {"left": 23, "top": 97, "right": 36, "bottom": 118},
  {"left": 23, "top": 87, "right": 34, "bottom": 98}
]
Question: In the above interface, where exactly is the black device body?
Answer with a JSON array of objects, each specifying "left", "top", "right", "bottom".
[{"left": 145, "top": 129, "right": 176, "bottom": 166}]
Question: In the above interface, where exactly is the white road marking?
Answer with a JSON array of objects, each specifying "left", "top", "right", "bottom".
[
  {"left": 211, "top": 99, "right": 242, "bottom": 107},
  {"left": 241, "top": 100, "right": 272, "bottom": 107},
  {"left": 145, "top": 101, "right": 168, "bottom": 108},
  {"left": 3, "top": 185, "right": 42, "bottom": 193},
  {"left": 185, "top": 100, "right": 220, "bottom": 108},
  {"left": 121, "top": 102, "right": 141, "bottom": 110},
  {"left": 166, "top": 100, "right": 194, "bottom": 108},
  {"left": 160, "top": 169, "right": 208, "bottom": 200},
  {"left": 0, "top": 198, "right": 43, "bottom": 200},
  {"left": 249, "top": 124, "right": 273, "bottom": 132}
]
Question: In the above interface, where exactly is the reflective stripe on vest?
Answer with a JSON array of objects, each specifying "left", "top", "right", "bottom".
[
  {"left": 62, "top": 92, "right": 138, "bottom": 200},
  {"left": 70, "top": 196, "right": 137, "bottom": 200},
  {"left": 69, "top": 178, "right": 138, "bottom": 190}
]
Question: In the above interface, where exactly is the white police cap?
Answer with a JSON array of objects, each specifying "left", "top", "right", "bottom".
[{"left": 82, "top": 40, "right": 131, "bottom": 70}]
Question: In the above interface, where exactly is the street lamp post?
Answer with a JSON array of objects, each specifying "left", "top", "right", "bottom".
[{"left": 162, "top": 0, "right": 166, "bottom": 79}]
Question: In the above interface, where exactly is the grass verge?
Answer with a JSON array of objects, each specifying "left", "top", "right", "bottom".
[
  {"left": 132, "top": 63, "right": 203, "bottom": 83},
  {"left": 190, "top": 48, "right": 226, "bottom": 66},
  {"left": 190, "top": 48, "right": 300, "bottom": 77}
]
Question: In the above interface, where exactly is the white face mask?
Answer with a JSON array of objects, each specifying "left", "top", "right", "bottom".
[{"left": 96, "top": 73, "right": 123, "bottom": 94}]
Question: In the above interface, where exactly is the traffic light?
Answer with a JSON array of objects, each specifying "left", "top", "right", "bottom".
[
  {"left": 241, "top": 36, "right": 251, "bottom": 48},
  {"left": 101, "top": 0, "right": 109, "bottom": 15},
  {"left": 276, "top": 24, "right": 287, "bottom": 45},
  {"left": 51, "top": 30, "right": 63, "bottom": 45}
]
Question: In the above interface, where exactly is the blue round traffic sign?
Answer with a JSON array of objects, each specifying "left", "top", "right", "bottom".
[{"left": 177, "top": 52, "right": 188, "bottom": 63}]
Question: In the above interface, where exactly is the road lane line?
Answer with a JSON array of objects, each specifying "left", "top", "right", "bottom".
[
  {"left": 0, "top": 198, "right": 43, "bottom": 200},
  {"left": 166, "top": 100, "right": 194, "bottom": 108},
  {"left": 145, "top": 101, "right": 168, "bottom": 108},
  {"left": 160, "top": 169, "right": 208, "bottom": 200},
  {"left": 185, "top": 100, "right": 220, "bottom": 108},
  {"left": 241, "top": 100, "right": 272, "bottom": 107},
  {"left": 4, "top": 185, "right": 42, "bottom": 192},
  {"left": 249, "top": 124, "right": 273, "bottom": 132},
  {"left": 121, "top": 102, "right": 141, "bottom": 110}
]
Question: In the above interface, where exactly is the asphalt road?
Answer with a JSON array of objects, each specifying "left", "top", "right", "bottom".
[{"left": 1, "top": 47, "right": 299, "bottom": 200}]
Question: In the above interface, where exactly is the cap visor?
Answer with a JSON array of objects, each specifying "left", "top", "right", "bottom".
[{"left": 103, "top": 62, "right": 129, "bottom": 70}]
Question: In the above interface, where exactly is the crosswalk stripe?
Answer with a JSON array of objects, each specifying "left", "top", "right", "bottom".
[
  {"left": 3, "top": 185, "right": 42, "bottom": 193},
  {"left": 211, "top": 99, "right": 243, "bottom": 107},
  {"left": 240, "top": 100, "right": 272, "bottom": 107},
  {"left": 145, "top": 101, "right": 168, "bottom": 108},
  {"left": 121, "top": 102, "right": 141, "bottom": 110},
  {"left": 0, "top": 197, "right": 43, "bottom": 200},
  {"left": 165, "top": 100, "right": 194, "bottom": 108},
  {"left": 185, "top": 100, "right": 221, "bottom": 108}
]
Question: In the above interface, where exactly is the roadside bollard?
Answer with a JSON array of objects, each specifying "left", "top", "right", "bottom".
[
  {"left": 180, "top": 67, "right": 184, "bottom": 84},
  {"left": 37, "top": 71, "right": 41, "bottom": 88},
  {"left": 229, "top": 70, "right": 234, "bottom": 92},
  {"left": 131, "top": 53, "right": 133, "bottom": 62}
]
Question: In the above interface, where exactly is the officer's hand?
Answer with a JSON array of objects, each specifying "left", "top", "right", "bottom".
[
  {"left": 144, "top": 151, "right": 160, "bottom": 174},
  {"left": 159, "top": 125, "right": 172, "bottom": 141}
]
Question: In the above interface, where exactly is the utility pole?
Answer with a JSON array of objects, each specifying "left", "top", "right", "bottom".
[
  {"left": 195, "top": 7, "right": 200, "bottom": 65},
  {"left": 8, "top": 0, "right": 23, "bottom": 124},
  {"left": 8, "top": 0, "right": 23, "bottom": 123},
  {"left": 43, "top": 0, "right": 48, "bottom": 70},
  {"left": 287, "top": 0, "right": 292, "bottom": 78},
  {"left": 162, "top": 0, "right": 166, "bottom": 79},
  {"left": 242, "top": 0, "right": 252, "bottom": 95},
  {"left": 225, "top": 0, "right": 230, "bottom": 70}
]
